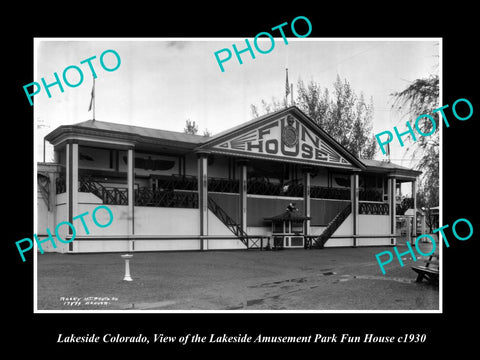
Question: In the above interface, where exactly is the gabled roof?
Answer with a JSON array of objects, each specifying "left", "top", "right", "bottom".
[{"left": 196, "top": 106, "right": 366, "bottom": 170}]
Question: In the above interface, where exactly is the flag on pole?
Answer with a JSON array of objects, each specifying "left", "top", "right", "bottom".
[
  {"left": 88, "top": 77, "right": 95, "bottom": 120},
  {"left": 88, "top": 79, "right": 94, "bottom": 111}
]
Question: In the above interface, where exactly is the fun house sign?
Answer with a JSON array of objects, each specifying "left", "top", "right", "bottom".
[{"left": 208, "top": 114, "right": 353, "bottom": 168}]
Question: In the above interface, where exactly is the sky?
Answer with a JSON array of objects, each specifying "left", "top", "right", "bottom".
[{"left": 34, "top": 38, "right": 440, "bottom": 174}]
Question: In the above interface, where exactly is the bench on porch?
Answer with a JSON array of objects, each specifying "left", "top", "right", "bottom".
[{"left": 411, "top": 254, "right": 439, "bottom": 285}]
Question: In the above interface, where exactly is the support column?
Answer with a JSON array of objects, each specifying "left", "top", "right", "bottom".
[
  {"left": 127, "top": 147, "right": 135, "bottom": 252},
  {"left": 302, "top": 168, "right": 311, "bottom": 236},
  {"left": 53, "top": 149, "right": 60, "bottom": 163},
  {"left": 197, "top": 153, "right": 209, "bottom": 250},
  {"left": 66, "top": 142, "right": 78, "bottom": 252},
  {"left": 48, "top": 166, "right": 60, "bottom": 230},
  {"left": 351, "top": 172, "right": 359, "bottom": 247},
  {"left": 388, "top": 177, "right": 397, "bottom": 245},
  {"left": 411, "top": 179, "right": 417, "bottom": 245},
  {"left": 238, "top": 160, "right": 248, "bottom": 233}
]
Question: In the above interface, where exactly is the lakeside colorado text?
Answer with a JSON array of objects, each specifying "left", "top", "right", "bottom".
[{"left": 57, "top": 332, "right": 427, "bottom": 344}]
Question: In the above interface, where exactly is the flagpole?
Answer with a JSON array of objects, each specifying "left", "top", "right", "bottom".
[
  {"left": 285, "top": 68, "right": 290, "bottom": 107},
  {"left": 92, "top": 77, "right": 95, "bottom": 121},
  {"left": 290, "top": 83, "right": 294, "bottom": 106},
  {"left": 88, "top": 76, "right": 96, "bottom": 121}
]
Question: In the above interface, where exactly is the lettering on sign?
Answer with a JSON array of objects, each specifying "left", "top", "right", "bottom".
[{"left": 213, "top": 115, "right": 351, "bottom": 166}]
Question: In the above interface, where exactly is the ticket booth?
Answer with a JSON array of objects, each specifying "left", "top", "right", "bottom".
[{"left": 264, "top": 203, "right": 311, "bottom": 249}]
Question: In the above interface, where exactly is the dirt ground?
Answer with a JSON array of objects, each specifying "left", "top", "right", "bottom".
[{"left": 36, "top": 242, "right": 439, "bottom": 311}]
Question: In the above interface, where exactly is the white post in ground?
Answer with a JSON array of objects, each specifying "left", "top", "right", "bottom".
[
  {"left": 127, "top": 147, "right": 135, "bottom": 252},
  {"left": 121, "top": 254, "right": 133, "bottom": 281},
  {"left": 388, "top": 177, "right": 397, "bottom": 245},
  {"left": 302, "top": 167, "right": 311, "bottom": 248},
  {"left": 197, "top": 152, "right": 209, "bottom": 250},
  {"left": 350, "top": 172, "right": 359, "bottom": 247},
  {"left": 239, "top": 161, "right": 248, "bottom": 234},
  {"left": 66, "top": 142, "right": 79, "bottom": 252},
  {"left": 411, "top": 179, "right": 417, "bottom": 245}
]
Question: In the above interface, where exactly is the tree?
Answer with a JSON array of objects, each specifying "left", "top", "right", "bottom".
[
  {"left": 183, "top": 119, "right": 198, "bottom": 135},
  {"left": 390, "top": 75, "right": 439, "bottom": 148},
  {"left": 251, "top": 75, "right": 377, "bottom": 159},
  {"left": 390, "top": 74, "right": 439, "bottom": 209},
  {"left": 326, "top": 76, "right": 377, "bottom": 159},
  {"left": 183, "top": 119, "right": 212, "bottom": 137},
  {"left": 251, "top": 98, "right": 283, "bottom": 118},
  {"left": 416, "top": 185, "right": 438, "bottom": 233}
]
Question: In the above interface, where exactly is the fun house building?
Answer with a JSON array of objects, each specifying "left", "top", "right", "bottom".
[{"left": 37, "top": 106, "right": 421, "bottom": 253}]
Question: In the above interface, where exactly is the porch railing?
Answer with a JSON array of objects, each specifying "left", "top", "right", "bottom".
[
  {"left": 157, "top": 174, "right": 198, "bottom": 191},
  {"left": 359, "top": 202, "right": 389, "bottom": 215},
  {"left": 311, "top": 186, "right": 350, "bottom": 200},
  {"left": 135, "top": 188, "right": 198, "bottom": 208},
  {"left": 58, "top": 175, "right": 385, "bottom": 204},
  {"left": 79, "top": 178, "right": 128, "bottom": 205},
  {"left": 208, "top": 177, "right": 239, "bottom": 193}
]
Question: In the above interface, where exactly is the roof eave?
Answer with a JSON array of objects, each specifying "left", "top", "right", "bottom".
[{"left": 45, "top": 125, "right": 203, "bottom": 151}]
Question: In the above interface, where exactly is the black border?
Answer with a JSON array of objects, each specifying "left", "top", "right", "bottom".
[{"left": 8, "top": 5, "right": 478, "bottom": 354}]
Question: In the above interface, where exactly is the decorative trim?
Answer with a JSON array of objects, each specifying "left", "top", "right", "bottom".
[{"left": 359, "top": 202, "right": 390, "bottom": 215}]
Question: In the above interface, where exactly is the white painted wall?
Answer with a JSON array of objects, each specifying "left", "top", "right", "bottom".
[
  {"left": 331, "top": 213, "right": 353, "bottom": 236},
  {"left": 78, "top": 192, "right": 103, "bottom": 204},
  {"left": 135, "top": 207, "right": 199, "bottom": 235},
  {"left": 37, "top": 192, "right": 53, "bottom": 236},
  {"left": 75, "top": 238, "right": 201, "bottom": 252},
  {"left": 38, "top": 203, "right": 69, "bottom": 253},
  {"left": 76, "top": 240, "right": 130, "bottom": 253},
  {"left": 207, "top": 209, "right": 247, "bottom": 249},
  {"left": 358, "top": 214, "right": 390, "bottom": 234},
  {"left": 325, "top": 213, "right": 392, "bottom": 247},
  {"left": 76, "top": 203, "right": 129, "bottom": 236},
  {"left": 208, "top": 209, "right": 233, "bottom": 236},
  {"left": 134, "top": 239, "right": 200, "bottom": 251},
  {"left": 310, "top": 226, "right": 327, "bottom": 235},
  {"left": 56, "top": 193, "right": 67, "bottom": 205},
  {"left": 357, "top": 214, "right": 392, "bottom": 246}
]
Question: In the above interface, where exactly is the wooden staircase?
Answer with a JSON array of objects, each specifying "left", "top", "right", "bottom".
[
  {"left": 207, "top": 197, "right": 249, "bottom": 247},
  {"left": 310, "top": 203, "right": 352, "bottom": 249}
]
